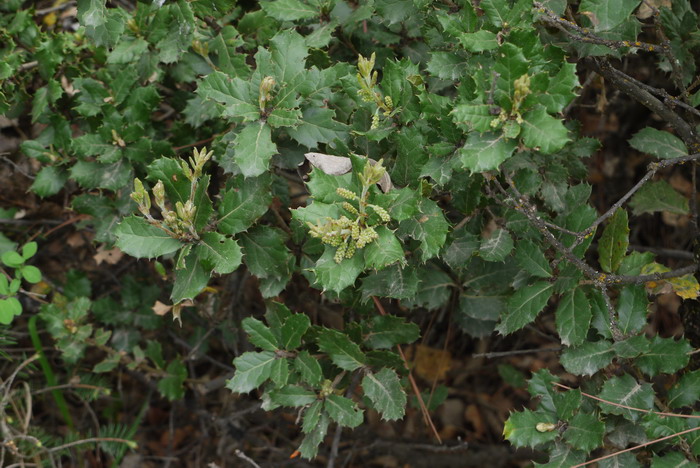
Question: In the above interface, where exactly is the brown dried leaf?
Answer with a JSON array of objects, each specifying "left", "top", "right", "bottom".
[
  {"left": 93, "top": 245, "right": 124, "bottom": 265},
  {"left": 152, "top": 301, "right": 172, "bottom": 316}
]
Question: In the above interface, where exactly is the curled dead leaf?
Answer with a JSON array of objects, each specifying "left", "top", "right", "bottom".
[
  {"left": 304, "top": 152, "right": 393, "bottom": 192},
  {"left": 152, "top": 300, "right": 172, "bottom": 316}
]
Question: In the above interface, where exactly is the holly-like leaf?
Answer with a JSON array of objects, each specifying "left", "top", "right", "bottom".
[
  {"left": 560, "top": 340, "right": 615, "bottom": 376},
  {"left": 171, "top": 252, "right": 210, "bottom": 303},
  {"left": 629, "top": 180, "right": 689, "bottom": 215},
  {"left": 360, "top": 264, "right": 420, "bottom": 300},
  {"left": 269, "top": 356, "right": 289, "bottom": 387},
  {"left": 114, "top": 216, "right": 182, "bottom": 259},
  {"left": 269, "top": 385, "right": 318, "bottom": 407},
  {"left": 227, "top": 351, "right": 277, "bottom": 393},
  {"left": 232, "top": 123, "right": 278, "bottom": 177},
  {"left": 197, "top": 71, "right": 260, "bottom": 122},
  {"left": 563, "top": 413, "right": 605, "bottom": 453},
  {"left": 316, "top": 328, "right": 366, "bottom": 371},
  {"left": 503, "top": 409, "right": 559, "bottom": 448},
  {"left": 295, "top": 350, "right": 322, "bottom": 385},
  {"left": 628, "top": 127, "right": 688, "bottom": 159},
  {"left": 260, "top": 0, "right": 318, "bottom": 21},
  {"left": 311, "top": 247, "right": 364, "bottom": 294},
  {"left": 324, "top": 394, "right": 363, "bottom": 428},
  {"left": 217, "top": 175, "right": 272, "bottom": 235},
  {"left": 668, "top": 370, "right": 700, "bottom": 409},
  {"left": 362, "top": 368, "right": 406, "bottom": 421},
  {"left": 31, "top": 166, "right": 68, "bottom": 197},
  {"left": 459, "top": 132, "right": 517, "bottom": 173},
  {"left": 458, "top": 31, "right": 499, "bottom": 52},
  {"left": 298, "top": 411, "right": 329, "bottom": 459},
  {"left": 515, "top": 239, "right": 552, "bottom": 278},
  {"left": 579, "top": 0, "right": 642, "bottom": 31},
  {"left": 426, "top": 51, "right": 469, "bottom": 80},
  {"left": 598, "top": 208, "right": 629, "bottom": 273},
  {"left": 479, "top": 228, "right": 514, "bottom": 262},
  {"left": 196, "top": 232, "right": 243, "bottom": 275},
  {"left": 555, "top": 288, "right": 592, "bottom": 346},
  {"left": 70, "top": 160, "right": 132, "bottom": 191},
  {"left": 616, "top": 285, "right": 648, "bottom": 335},
  {"left": 363, "top": 226, "right": 405, "bottom": 269},
  {"left": 396, "top": 199, "right": 449, "bottom": 262},
  {"left": 288, "top": 107, "right": 349, "bottom": 148},
  {"left": 280, "top": 313, "right": 310, "bottom": 350},
  {"left": 364, "top": 315, "right": 420, "bottom": 349},
  {"left": 521, "top": 106, "right": 570, "bottom": 154},
  {"left": 451, "top": 103, "right": 495, "bottom": 132},
  {"left": 497, "top": 282, "right": 554, "bottom": 334},
  {"left": 635, "top": 336, "right": 691, "bottom": 376},
  {"left": 242, "top": 317, "right": 279, "bottom": 351},
  {"left": 598, "top": 373, "right": 654, "bottom": 421}
]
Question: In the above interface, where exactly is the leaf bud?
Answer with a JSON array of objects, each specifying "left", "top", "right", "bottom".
[
  {"left": 152, "top": 180, "right": 166, "bottom": 208},
  {"left": 259, "top": 76, "right": 276, "bottom": 111}
]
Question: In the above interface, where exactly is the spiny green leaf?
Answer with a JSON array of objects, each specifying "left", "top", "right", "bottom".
[
  {"left": 324, "top": 394, "right": 363, "bottom": 428},
  {"left": 316, "top": 328, "right": 366, "bottom": 371},
  {"left": 295, "top": 351, "right": 322, "bottom": 385},
  {"left": 635, "top": 336, "right": 691, "bottom": 376},
  {"left": 560, "top": 340, "right": 615, "bottom": 376},
  {"left": 555, "top": 288, "right": 592, "bottom": 346},
  {"left": 629, "top": 127, "right": 688, "bottom": 159},
  {"left": 288, "top": 107, "right": 349, "bottom": 148},
  {"left": 479, "top": 228, "right": 514, "bottom": 262},
  {"left": 114, "top": 216, "right": 182, "bottom": 259},
  {"left": 503, "top": 409, "right": 559, "bottom": 448},
  {"left": 232, "top": 123, "right": 277, "bottom": 177},
  {"left": 579, "top": 0, "right": 642, "bottom": 31},
  {"left": 364, "top": 315, "right": 420, "bottom": 349},
  {"left": 311, "top": 247, "right": 364, "bottom": 294},
  {"left": 515, "top": 239, "right": 552, "bottom": 278},
  {"left": 280, "top": 313, "right": 310, "bottom": 350},
  {"left": 217, "top": 175, "right": 272, "bottom": 235},
  {"left": 197, "top": 71, "right": 260, "bottom": 122},
  {"left": 668, "top": 370, "right": 700, "bottom": 409},
  {"left": 497, "top": 282, "right": 554, "bottom": 334},
  {"left": 598, "top": 208, "right": 629, "bottom": 273},
  {"left": 616, "top": 285, "right": 648, "bottom": 335},
  {"left": 196, "top": 232, "right": 243, "bottom": 275},
  {"left": 629, "top": 180, "right": 688, "bottom": 215},
  {"left": 363, "top": 226, "right": 405, "bottom": 269},
  {"left": 563, "top": 413, "right": 604, "bottom": 453},
  {"left": 362, "top": 368, "right": 406, "bottom": 421},
  {"left": 269, "top": 385, "right": 318, "bottom": 407},
  {"left": 521, "top": 106, "right": 571, "bottom": 154},
  {"left": 31, "top": 166, "right": 68, "bottom": 197},
  {"left": 227, "top": 351, "right": 277, "bottom": 393},
  {"left": 598, "top": 373, "right": 654, "bottom": 421},
  {"left": 171, "top": 252, "right": 210, "bottom": 303},
  {"left": 459, "top": 132, "right": 517, "bottom": 173},
  {"left": 242, "top": 317, "right": 279, "bottom": 351}
]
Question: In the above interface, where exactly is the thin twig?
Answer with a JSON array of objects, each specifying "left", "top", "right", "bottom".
[
  {"left": 472, "top": 347, "right": 561, "bottom": 359},
  {"left": 572, "top": 426, "right": 700, "bottom": 468},
  {"left": 234, "top": 449, "right": 262, "bottom": 468},
  {"left": 587, "top": 58, "right": 700, "bottom": 148}
]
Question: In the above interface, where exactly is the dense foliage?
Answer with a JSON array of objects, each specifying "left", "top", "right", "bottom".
[{"left": 2, "top": 0, "right": 700, "bottom": 465}]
